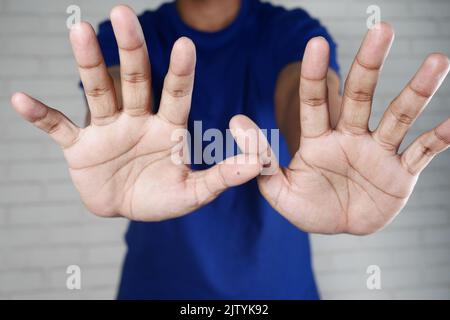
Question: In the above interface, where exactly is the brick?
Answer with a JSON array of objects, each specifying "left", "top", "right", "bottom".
[
  {"left": 392, "top": 287, "right": 450, "bottom": 299},
  {"left": 390, "top": 247, "right": 450, "bottom": 268},
  {"left": 411, "top": 2, "right": 450, "bottom": 18},
  {"left": 408, "top": 189, "right": 450, "bottom": 208},
  {"left": 325, "top": 20, "right": 367, "bottom": 37},
  {"left": 342, "top": 1, "right": 411, "bottom": 19},
  {"left": 439, "top": 21, "right": 450, "bottom": 36},
  {"left": 83, "top": 287, "right": 116, "bottom": 299},
  {"left": 391, "top": 208, "right": 449, "bottom": 228},
  {"left": 46, "top": 265, "right": 120, "bottom": 290},
  {"left": 40, "top": 58, "right": 78, "bottom": 76},
  {"left": 0, "top": 57, "right": 40, "bottom": 76},
  {"left": 0, "top": 183, "right": 42, "bottom": 204},
  {"left": 392, "top": 20, "right": 438, "bottom": 37},
  {"left": 8, "top": 203, "right": 85, "bottom": 225},
  {"left": 0, "top": 271, "right": 44, "bottom": 293},
  {"left": 0, "top": 206, "right": 7, "bottom": 226},
  {"left": 6, "top": 161, "right": 69, "bottom": 182},
  {"left": 0, "top": 120, "right": 53, "bottom": 141},
  {"left": 422, "top": 227, "right": 450, "bottom": 245},
  {"left": 3, "top": 247, "right": 82, "bottom": 270},
  {"left": 0, "top": 142, "right": 49, "bottom": 162},
  {"left": 320, "top": 289, "right": 392, "bottom": 300},
  {"left": 84, "top": 244, "right": 126, "bottom": 265},
  {"left": 412, "top": 38, "right": 450, "bottom": 55},
  {"left": 5, "top": 0, "right": 82, "bottom": 14},
  {"left": 280, "top": 0, "right": 349, "bottom": 18},
  {"left": 315, "top": 270, "right": 367, "bottom": 292},
  {"left": 420, "top": 265, "right": 450, "bottom": 285},
  {"left": 1, "top": 36, "right": 72, "bottom": 56},
  {"left": 0, "top": 16, "right": 42, "bottom": 34},
  {"left": 43, "top": 182, "right": 81, "bottom": 202},
  {"left": 78, "top": 0, "right": 158, "bottom": 14},
  {"left": 311, "top": 228, "right": 421, "bottom": 253},
  {"left": 376, "top": 268, "right": 422, "bottom": 289},
  {"left": 0, "top": 222, "right": 126, "bottom": 247},
  {"left": 8, "top": 79, "right": 80, "bottom": 98},
  {"left": 329, "top": 251, "right": 392, "bottom": 271},
  {"left": 10, "top": 290, "right": 84, "bottom": 300}
]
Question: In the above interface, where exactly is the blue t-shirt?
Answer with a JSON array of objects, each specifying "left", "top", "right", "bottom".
[{"left": 96, "top": 0, "right": 339, "bottom": 299}]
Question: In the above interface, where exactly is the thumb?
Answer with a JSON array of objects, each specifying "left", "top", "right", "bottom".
[
  {"left": 230, "top": 116, "right": 287, "bottom": 213},
  {"left": 229, "top": 114, "right": 279, "bottom": 176},
  {"left": 188, "top": 114, "right": 278, "bottom": 207}
]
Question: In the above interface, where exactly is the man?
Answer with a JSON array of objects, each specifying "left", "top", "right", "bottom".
[{"left": 11, "top": 0, "right": 450, "bottom": 299}]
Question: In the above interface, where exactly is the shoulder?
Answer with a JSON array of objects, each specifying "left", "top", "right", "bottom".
[
  {"left": 252, "top": 1, "right": 331, "bottom": 54},
  {"left": 252, "top": 1, "right": 339, "bottom": 74}
]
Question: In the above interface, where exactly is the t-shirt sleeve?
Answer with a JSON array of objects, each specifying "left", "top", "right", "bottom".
[
  {"left": 270, "top": 8, "right": 340, "bottom": 76},
  {"left": 96, "top": 20, "right": 120, "bottom": 68}
]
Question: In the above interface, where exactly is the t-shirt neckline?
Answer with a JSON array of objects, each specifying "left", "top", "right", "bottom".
[{"left": 164, "top": 0, "right": 252, "bottom": 48}]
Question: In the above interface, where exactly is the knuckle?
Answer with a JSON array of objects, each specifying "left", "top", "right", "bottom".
[
  {"left": 301, "top": 96, "right": 326, "bottom": 107},
  {"left": 373, "top": 133, "right": 397, "bottom": 152},
  {"left": 122, "top": 72, "right": 150, "bottom": 84},
  {"left": 420, "top": 143, "right": 435, "bottom": 157},
  {"left": 376, "top": 138, "right": 397, "bottom": 152},
  {"left": 390, "top": 108, "right": 414, "bottom": 125},
  {"left": 163, "top": 73, "right": 193, "bottom": 99},
  {"left": 46, "top": 119, "right": 61, "bottom": 135},
  {"left": 344, "top": 86, "right": 373, "bottom": 102},
  {"left": 33, "top": 109, "right": 61, "bottom": 135},
  {"left": 165, "top": 86, "right": 190, "bottom": 98},
  {"left": 401, "top": 157, "right": 418, "bottom": 176},
  {"left": 408, "top": 83, "right": 431, "bottom": 99},
  {"left": 433, "top": 128, "right": 450, "bottom": 144},
  {"left": 85, "top": 86, "right": 111, "bottom": 98}
]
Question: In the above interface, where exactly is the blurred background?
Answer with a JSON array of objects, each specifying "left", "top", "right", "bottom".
[{"left": 0, "top": 0, "right": 449, "bottom": 299}]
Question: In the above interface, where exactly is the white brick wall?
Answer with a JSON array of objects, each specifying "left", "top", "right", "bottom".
[{"left": 0, "top": 0, "right": 449, "bottom": 299}]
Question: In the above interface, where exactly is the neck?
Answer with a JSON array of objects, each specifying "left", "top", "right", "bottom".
[{"left": 176, "top": 0, "right": 241, "bottom": 32}]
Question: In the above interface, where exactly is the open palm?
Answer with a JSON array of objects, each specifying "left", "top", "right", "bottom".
[
  {"left": 255, "top": 24, "right": 450, "bottom": 235},
  {"left": 11, "top": 6, "right": 262, "bottom": 221}
]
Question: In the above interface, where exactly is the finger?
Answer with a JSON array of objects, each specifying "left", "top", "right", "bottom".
[
  {"left": 299, "top": 37, "right": 331, "bottom": 138},
  {"left": 158, "top": 37, "right": 196, "bottom": 126},
  {"left": 70, "top": 22, "right": 118, "bottom": 125},
  {"left": 111, "top": 5, "right": 152, "bottom": 116},
  {"left": 188, "top": 115, "right": 273, "bottom": 206},
  {"left": 401, "top": 118, "right": 450, "bottom": 175},
  {"left": 190, "top": 153, "right": 262, "bottom": 206},
  {"left": 11, "top": 92, "right": 80, "bottom": 148},
  {"left": 228, "top": 115, "right": 287, "bottom": 219},
  {"left": 229, "top": 114, "right": 279, "bottom": 176},
  {"left": 337, "top": 22, "right": 394, "bottom": 134},
  {"left": 374, "top": 53, "right": 450, "bottom": 151}
]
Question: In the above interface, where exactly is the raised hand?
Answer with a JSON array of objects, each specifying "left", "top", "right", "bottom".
[
  {"left": 11, "top": 6, "right": 263, "bottom": 221},
  {"left": 253, "top": 23, "right": 450, "bottom": 235}
]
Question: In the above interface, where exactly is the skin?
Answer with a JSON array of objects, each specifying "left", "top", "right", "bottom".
[
  {"left": 11, "top": 6, "right": 263, "bottom": 222},
  {"left": 11, "top": 2, "right": 450, "bottom": 235}
]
